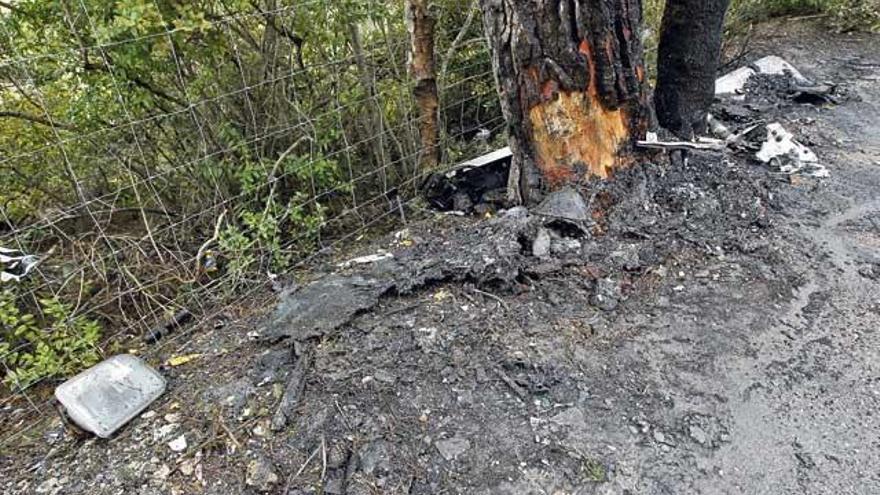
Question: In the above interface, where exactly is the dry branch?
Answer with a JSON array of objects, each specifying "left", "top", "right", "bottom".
[{"left": 270, "top": 345, "right": 313, "bottom": 431}]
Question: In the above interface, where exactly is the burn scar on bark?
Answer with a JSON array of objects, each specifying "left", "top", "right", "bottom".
[{"left": 527, "top": 39, "right": 630, "bottom": 185}]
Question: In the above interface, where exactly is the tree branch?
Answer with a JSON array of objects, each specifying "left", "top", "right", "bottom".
[
  {"left": 439, "top": 0, "right": 479, "bottom": 83},
  {"left": 83, "top": 62, "right": 187, "bottom": 107},
  {"left": 0, "top": 110, "right": 75, "bottom": 130}
]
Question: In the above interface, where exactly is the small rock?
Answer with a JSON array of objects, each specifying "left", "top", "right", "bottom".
[
  {"left": 43, "top": 425, "right": 64, "bottom": 445},
  {"left": 246, "top": 456, "right": 279, "bottom": 493},
  {"left": 689, "top": 425, "right": 708, "bottom": 445},
  {"left": 436, "top": 436, "right": 471, "bottom": 461},
  {"left": 252, "top": 423, "right": 268, "bottom": 437},
  {"left": 153, "top": 464, "right": 172, "bottom": 482},
  {"left": 179, "top": 459, "right": 196, "bottom": 477},
  {"left": 611, "top": 247, "right": 641, "bottom": 271},
  {"left": 533, "top": 228, "right": 552, "bottom": 258},
  {"left": 591, "top": 278, "right": 620, "bottom": 311},
  {"left": 206, "top": 377, "right": 255, "bottom": 416},
  {"left": 653, "top": 430, "right": 666, "bottom": 444},
  {"left": 168, "top": 434, "right": 187, "bottom": 453},
  {"left": 153, "top": 423, "right": 178, "bottom": 442},
  {"left": 164, "top": 413, "right": 181, "bottom": 423},
  {"left": 535, "top": 187, "right": 590, "bottom": 222},
  {"left": 141, "top": 411, "right": 157, "bottom": 420}
]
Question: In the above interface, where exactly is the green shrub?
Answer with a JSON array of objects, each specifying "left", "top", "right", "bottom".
[
  {"left": 641, "top": 0, "right": 878, "bottom": 81},
  {"left": 0, "top": 291, "right": 102, "bottom": 390},
  {"left": 827, "top": 0, "right": 880, "bottom": 32},
  {"left": 644, "top": 0, "right": 879, "bottom": 48},
  {"left": 215, "top": 153, "right": 341, "bottom": 288}
]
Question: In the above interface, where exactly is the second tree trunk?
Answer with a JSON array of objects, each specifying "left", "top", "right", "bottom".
[{"left": 654, "top": 0, "right": 731, "bottom": 138}]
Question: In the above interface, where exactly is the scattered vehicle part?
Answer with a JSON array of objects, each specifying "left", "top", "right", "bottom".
[
  {"left": 716, "top": 55, "right": 814, "bottom": 95},
  {"left": 0, "top": 247, "right": 39, "bottom": 283},
  {"left": 422, "top": 147, "right": 511, "bottom": 212},
  {"left": 756, "top": 123, "right": 829, "bottom": 178},
  {"left": 54, "top": 354, "right": 166, "bottom": 438},
  {"left": 638, "top": 132, "right": 727, "bottom": 152},
  {"left": 715, "top": 66, "right": 756, "bottom": 95}
]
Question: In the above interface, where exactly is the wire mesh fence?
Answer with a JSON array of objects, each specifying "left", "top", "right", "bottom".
[{"left": 0, "top": 0, "right": 502, "bottom": 447}]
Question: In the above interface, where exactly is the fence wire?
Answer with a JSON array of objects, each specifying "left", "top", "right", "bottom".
[{"left": 0, "top": 0, "right": 501, "bottom": 448}]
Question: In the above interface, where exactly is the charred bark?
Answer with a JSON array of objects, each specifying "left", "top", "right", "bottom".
[
  {"left": 654, "top": 0, "right": 730, "bottom": 138},
  {"left": 480, "top": 0, "right": 651, "bottom": 204},
  {"left": 407, "top": 0, "right": 441, "bottom": 173}
]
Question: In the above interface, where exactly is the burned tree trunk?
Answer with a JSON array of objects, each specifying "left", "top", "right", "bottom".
[
  {"left": 407, "top": 0, "right": 441, "bottom": 172},
  {"left": 480, "top": 0, "right": 651, "bottom": 204},
  {"left": 654, "top": 0, "right": 731, "bottom": 138}
]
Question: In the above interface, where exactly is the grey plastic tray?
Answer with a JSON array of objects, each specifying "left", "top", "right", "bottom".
[{"left": 55, "top": 354, "right": 166, "bottom": 438}]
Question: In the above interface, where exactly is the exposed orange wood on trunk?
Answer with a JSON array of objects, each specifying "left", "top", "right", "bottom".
[{"left": 527, "top": 40, "right": 630, "bottom": 185}]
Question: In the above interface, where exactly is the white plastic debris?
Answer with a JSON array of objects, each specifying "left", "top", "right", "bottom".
[
  {"left": 337, "top": 251, "right": 394, "bottom": 268},
  {"left": 0, "top": 247, "right": 39, "bottom": 283},
  {"left": 715, "top": 66, "right": 757, "bottom": 95},
  {"left": 753, "top": 55, "right": 812, "bottom": 85},
  {"left": 715, "top": 55, "right": 814, "bottom": 95},
  {"left": 55, "top": 354, "right": 166, "bottom": 438},
  {"left": 756, "top": 123, "right": 829, "bottom": 178}
]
